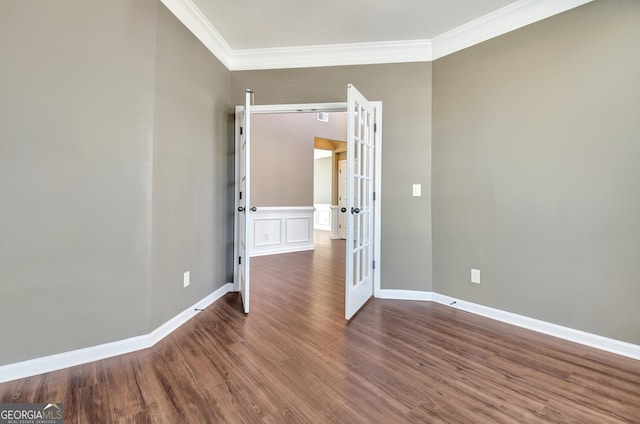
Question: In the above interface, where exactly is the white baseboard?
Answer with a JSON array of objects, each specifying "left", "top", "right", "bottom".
[
  {"left": 3, "top": 284, "right": 637, "bottom": 383},
  {"left": 147, "top": 283, "right": 233, "bottom": 345},
  {"left": 0, "top": 283, "right": 233, "bottom": 383},
  {"left": 377, "top": 289, "right": 434, "bottom": 301},
  {"left": 377, "top": 290, "right": 640, "bottom": 361}
]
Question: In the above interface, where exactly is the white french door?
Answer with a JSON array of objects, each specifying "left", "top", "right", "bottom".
[
  {"left": 233, "top": 87, "right": 380, "bottom": 319},
  {"left": 234, "top": 90, "right": 252, "bottom": 314},
  {"left": 345, "top": 84, "right": 375, "bottom": 320}
]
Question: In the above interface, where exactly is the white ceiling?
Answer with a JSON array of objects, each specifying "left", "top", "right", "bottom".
[
  {"left": 161, "top": 0, "right": 593, "bottom": 70},
  {"left": 192, "top": 0, "right": 516, "bottom": 49}
]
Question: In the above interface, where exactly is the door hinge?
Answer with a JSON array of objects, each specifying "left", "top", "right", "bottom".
[
  {"left": 373, "top": 192, "right": 376, "bottom": 201},
  {"left": 239, "top": 191, "right": 243, "bottom": 200},
  {"left": 372, "top": 260, "right": 376, "bottom": 270},
  {"left": 374, "top": 123, "right": 377, "bottom": 133},
  {"left": 238, "top": 256, "right": 242, "bottom": 265},
  {"left": 240, "top": 126, "right": 243, "bottom": 135}
]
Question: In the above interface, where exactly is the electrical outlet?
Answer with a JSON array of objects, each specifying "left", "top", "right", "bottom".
[
  {"left": 184, "top": 271, "right": 190, "bottom": 288},
  {"left": 471, "top": 269, "right": 480, "bottom": 284}
]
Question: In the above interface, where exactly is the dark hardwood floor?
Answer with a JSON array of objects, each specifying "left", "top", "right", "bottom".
[{"left": 1, "top": 231, "right": 639, "bottom": 423}]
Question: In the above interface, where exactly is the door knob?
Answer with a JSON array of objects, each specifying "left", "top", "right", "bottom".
[
  {"left": 237, "top": 206, "right": 245, "bottom": 212},
  {"left": 341, "top": 207, "right": 347, "bottom": 213},
  {"left": 250, "top": 206, "right": 257, "bottom": 212},
  {"left": 351, "top": 207, "right": 360, "bottom": 214}
]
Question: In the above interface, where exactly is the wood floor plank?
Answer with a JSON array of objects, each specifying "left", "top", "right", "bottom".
[
  {"left": 77, "top": 381, "right": 112, "bottom": 424},
  {"left": 1, "top": 231, "right": 639, "bottom": 423},
  {"left": 260, "top": 407, "right": 305, "bottom": 424}
]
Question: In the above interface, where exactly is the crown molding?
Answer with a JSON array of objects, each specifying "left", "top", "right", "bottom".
[
  {"left": 432, "top": 0, "right": 594, "bottom": 60},
  {"left": 228, "top": 40, "right": 432, "bottom": 71},
  {"left": 159, "top": 0, "right": 233, "bottom": 69},
  {"left": 162, "top": 0, "right": 593, "bottom": 70}
]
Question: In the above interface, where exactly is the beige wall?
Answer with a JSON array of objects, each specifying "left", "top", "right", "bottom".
[
  {"left": 432, "top": 0, "right": 640, "bottom": 344},
  {"left": 251, "top": 113, "right": 313, "bottom": 206},
  {"left": 232, "top": 63, "right": 433, "bottom": 291},
  {"left": 250, "top": 112, "right": 347, "bottom": 207}
]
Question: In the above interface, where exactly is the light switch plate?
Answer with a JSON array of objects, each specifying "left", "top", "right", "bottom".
[
  {"left": 184, "top": 271, "right": 190, "bottom": 288},
  {"left": 471, "top": 269, "right": 480, "bottom": 284},
  {"left": 413, "top": 184, "right": 421, "bottom": 197}
]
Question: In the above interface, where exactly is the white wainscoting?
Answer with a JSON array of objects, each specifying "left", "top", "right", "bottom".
[
  {"left": 313, "top": 204, "right": 332, "bottom": 231},
  {"left": 250, "top": 206, "right": 315, "bottom": 257},
  {"left": 313, "top": 204, "right": 341, "bottom": 238},
  {"left": 330, "top": 206, "right": 340, "bottom": 239}
]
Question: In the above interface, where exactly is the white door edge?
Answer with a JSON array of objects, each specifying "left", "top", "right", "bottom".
[
  {"left": 233, "top": 105, "right": 242, "bottom": 292},
  {"left": 372, "top": 101, "right": 382, "bottom": 299}
]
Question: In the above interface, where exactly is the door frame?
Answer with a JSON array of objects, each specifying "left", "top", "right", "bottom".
[{"left": 233, "top": 101, "right": 383, "bottom": 300}]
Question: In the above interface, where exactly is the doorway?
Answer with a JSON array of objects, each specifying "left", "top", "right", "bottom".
[
  {"left": 234, "top": 89, "right": 382, "bottom": 319},
  {"left": 314, "top": 136, "right": 346, "bottom": 239}
]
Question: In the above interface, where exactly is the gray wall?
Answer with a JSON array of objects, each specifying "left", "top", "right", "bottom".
[
  {"left": 150, "top": 6, "right": 232, "bottom": 329},
  {"left": 0, "top": 0, "right": 156, "bottom": 365},
  {"left": 314, "top": 156, "right": 332, "bottom": 204},
  {"left": 232, "top": 63, "right": 433, "bottom": 291},
  {"left": 432, "top": 0, "right": 640, "bottom": 344},
  {"left": 0, "top": 0, "right": 232, "bottom": 365}
]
